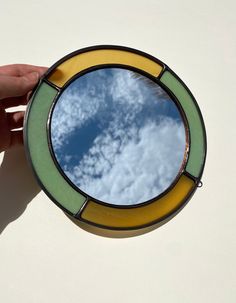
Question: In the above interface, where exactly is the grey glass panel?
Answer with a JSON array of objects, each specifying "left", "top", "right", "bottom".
[{"left": 50, "top": 68, "right": 186, "bottom": 205}]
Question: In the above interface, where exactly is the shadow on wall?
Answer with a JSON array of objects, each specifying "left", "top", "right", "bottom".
[{"left": 0, "top": 146, "right": 40, "bottom": 234}]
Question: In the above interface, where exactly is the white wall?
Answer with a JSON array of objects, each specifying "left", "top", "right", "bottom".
[{"left": 0, "top": 1, "right": 235, "bottom": 302}]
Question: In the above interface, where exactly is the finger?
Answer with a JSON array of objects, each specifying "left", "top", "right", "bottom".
[
  {"left": 9, "top": 130, "right": 23, "bottom": 149},
  {"left": 0, "top": 64, "right": 48, "bottom": 77},
  {"left": 0, "top": 94, "right": 28, "bottom": 109},
  {"left": 7, "top": 111, "right": 24, "bottom": 130},
  {"left": 0, "top": 72, "right": 39, "bottom": 99}
]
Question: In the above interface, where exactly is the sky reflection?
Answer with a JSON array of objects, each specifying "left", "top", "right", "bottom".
[{"left": 51, "top": 68, "right": 186, "bottom": 205}]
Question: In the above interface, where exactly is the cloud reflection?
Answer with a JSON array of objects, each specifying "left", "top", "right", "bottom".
[{"left": 51, "top": 68, "right": 186, "bottom": 205}]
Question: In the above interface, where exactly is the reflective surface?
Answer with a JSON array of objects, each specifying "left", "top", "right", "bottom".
[{"left": 50, "top": 68, "right": 186, "bottom": 205}]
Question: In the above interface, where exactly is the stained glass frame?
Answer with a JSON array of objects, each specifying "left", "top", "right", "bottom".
[{"left": 24, "top": 45, "right": 207, "bottom": 232}]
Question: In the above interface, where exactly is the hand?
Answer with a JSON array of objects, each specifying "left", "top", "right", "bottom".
[{"left": 0, "top": 64, "right": 47, "bottom": 152}]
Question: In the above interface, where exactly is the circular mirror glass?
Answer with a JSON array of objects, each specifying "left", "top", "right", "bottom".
[{"left": 50, "top": 67, "right": 187, "bottom": 205}]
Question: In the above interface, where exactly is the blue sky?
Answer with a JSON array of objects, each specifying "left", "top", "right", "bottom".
[{"left": 51, "top": 68, "right": 186, "bottom": 205}]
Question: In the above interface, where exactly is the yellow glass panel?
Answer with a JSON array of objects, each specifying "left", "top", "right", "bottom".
[
  {"left": 68, "top": 213, "right": 175, "bottom": 238},
  {"left": 81, "top": 175, "right": 195, "bottom": 229},
  {"left": 47, "top": 49, "right": 163, "bottom": 87}
]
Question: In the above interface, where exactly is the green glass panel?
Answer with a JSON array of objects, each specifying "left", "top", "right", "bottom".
[
  {"left": 160, "top": 71, "right": 205, "bottom": 177},
  {"left": 26, "top": 82, "right": 86, "bottom": 214}
]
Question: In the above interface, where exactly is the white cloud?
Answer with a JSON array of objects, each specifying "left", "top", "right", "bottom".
[{"left": 65, "top": 118, "right": 185, "bottom": 205}]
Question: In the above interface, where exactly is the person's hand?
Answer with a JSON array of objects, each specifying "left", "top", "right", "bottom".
[{"left": 0, "top": 64, "right": 47, "bottom": 153}]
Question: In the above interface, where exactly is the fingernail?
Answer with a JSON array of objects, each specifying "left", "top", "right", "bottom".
[{"left": 26, "top": 72, "right": 39, "bottom": 82}]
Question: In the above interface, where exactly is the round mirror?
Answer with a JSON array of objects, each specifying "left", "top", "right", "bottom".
[
  {"left": 25, "top": 45, "right": 207, "bottom": 234},
  {"left": 50, "top": 67, "right": 187, "bottom": 205}
]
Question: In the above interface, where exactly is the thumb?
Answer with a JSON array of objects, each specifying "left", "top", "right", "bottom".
[
  {"left": 0, "top": 72, "right": 39, "bottom": 99},
  {"left": 23, "top": 71, "right": 39, "bottom": 83}
]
